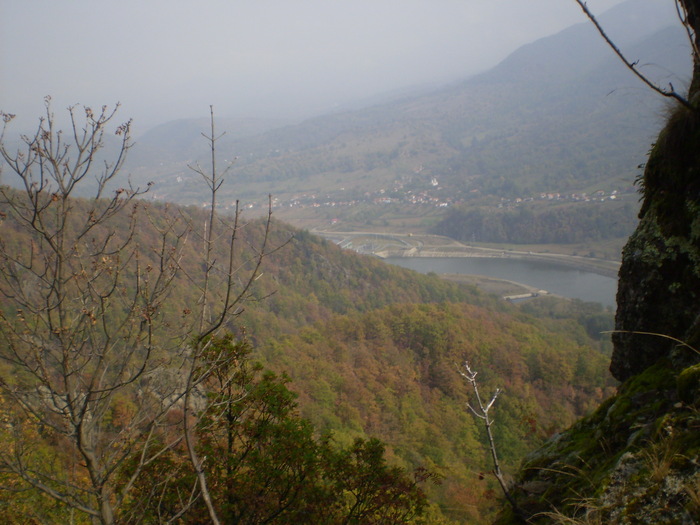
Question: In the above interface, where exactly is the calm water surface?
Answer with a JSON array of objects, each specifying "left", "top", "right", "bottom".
[{"left": 385, "top": 256, "right": 617, "bottom": 308}]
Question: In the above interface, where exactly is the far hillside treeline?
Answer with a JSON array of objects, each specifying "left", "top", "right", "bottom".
[{"left": 432, "top": 200, "right": 638, "bottom": 245}]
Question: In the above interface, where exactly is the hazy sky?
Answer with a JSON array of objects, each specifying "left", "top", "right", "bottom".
[{"left": 1, "top": 0, "right": 629, "bottom": 132}]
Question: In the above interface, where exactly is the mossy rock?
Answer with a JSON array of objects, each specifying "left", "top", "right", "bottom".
[
  {"left": 612, "top": 102, "right": 700, "bottom": 383},
  {"left": 498, "top": 361, "right": 682, "bottom": 524},
  {"left": 677, "top": 363, "right": 700, "bottom": 405}
]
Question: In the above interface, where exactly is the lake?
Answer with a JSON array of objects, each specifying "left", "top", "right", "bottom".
[{"left": 385, "top": 256, "right": 617, "bottom": 308}]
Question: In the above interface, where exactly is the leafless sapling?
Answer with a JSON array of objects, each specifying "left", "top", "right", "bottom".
[{"left": 459, "top": 361, "right": 524, "bottom": 519}]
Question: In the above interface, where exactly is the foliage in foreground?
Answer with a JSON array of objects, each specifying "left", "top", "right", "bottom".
[{"left": 0, "top": 335, "right": 437, "bottom": 524}]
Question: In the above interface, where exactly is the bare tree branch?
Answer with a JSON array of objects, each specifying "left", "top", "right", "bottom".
[
  {"left": 0, "top": 96, "right": 290, "bottom": 523},
  {"left": 459, "top": 361, "right": 524, "bottom": 520},
  {"left": 573, "top": 0, "right": 693, "bottom": 109}
]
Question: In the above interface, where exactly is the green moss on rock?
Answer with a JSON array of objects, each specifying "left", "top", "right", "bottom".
[
  {"left": 496, "top": 360, "right": 700, "bottom": 524},
  {"left": 677, "top": 364, "right": 700, "bottom": 405},
  {"left": 612, "top": 102, "right": 700, "bottom": 382}
]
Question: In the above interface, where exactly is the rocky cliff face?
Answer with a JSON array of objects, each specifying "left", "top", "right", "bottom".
[
  {"left": 611, "top": 102, "right": 700, "bottom": 382},
  {"left": 496, "top": 2, "right": 700, "bottom": 522},
  {"left": 497, "top": 360, "right": 700, "bottom": 524}
]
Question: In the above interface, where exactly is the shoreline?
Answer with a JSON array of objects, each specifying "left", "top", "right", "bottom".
[
  {"left": 437, "top": 273, "right": 548, "bottom": 299},
  {"left": 314, "top": 230, "right": 621, "bottom": 279},
  {"left": 381, "top": 250, "right": 620, "bottom": 279}
]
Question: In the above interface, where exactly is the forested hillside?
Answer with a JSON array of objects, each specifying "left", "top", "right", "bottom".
[
  {"left": 256, "top": 301, "right": 615, "bottom": 522},
  {"left": 0, "top": 176, "right": 615, "bottom": 522}
]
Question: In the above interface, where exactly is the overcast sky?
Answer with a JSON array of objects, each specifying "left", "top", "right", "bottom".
[{"left": 1, "top": 0, "right": 629, "bottom": 133}]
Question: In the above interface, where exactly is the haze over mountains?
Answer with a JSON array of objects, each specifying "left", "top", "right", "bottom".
[{"left": 125, "top": 0, "right": 689, "bottom": 227}]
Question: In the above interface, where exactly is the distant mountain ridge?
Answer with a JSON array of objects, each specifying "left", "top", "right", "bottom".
[
  {"left": 482, "top": 0, "right": 682, "bottom": 84},
  {"left": 127, "top": 0, "right": 689, "bottom": 216}
]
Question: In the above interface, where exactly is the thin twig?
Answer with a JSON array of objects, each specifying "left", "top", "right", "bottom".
[
  {"left": 459, "top": 361, "right": 525, "bottom": 520},
  {"left": 573, "top": 0, "right": 692, "bottom": 109},
  {"left": 603, "top": 330, "right": 700, "bottom": 356}
]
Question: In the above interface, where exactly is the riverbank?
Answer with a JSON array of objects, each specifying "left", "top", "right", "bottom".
[
  {"left": 382, "top": 247, "right": 620, "bottom": 279},
  {"left": 314, "top": 230, "right": 621, "bottom": 279},
  {"left": 438, "top": 273, "right": 546, "bottom": 299}
]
